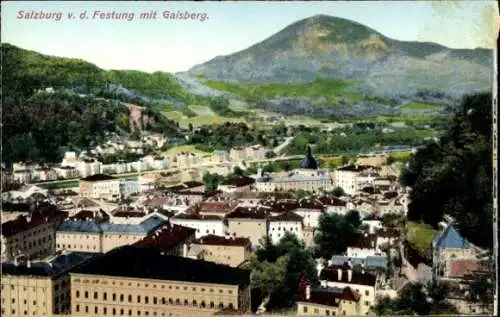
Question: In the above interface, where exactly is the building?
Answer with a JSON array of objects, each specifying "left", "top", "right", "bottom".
[
  {"left": 1, "top": 206, "right": 67, "bottom": 262},
  {"left": 330, "top": 255, "right": 388, "bottom": 271},
  {"left": 134, "top": 222, "right": 196, "bottom": 256},
  {"left": 317, "top": 196, "right": 348, "bottom": 215},
  {"left": 268, "top": 211, "right": 303, "bottom": 244},
  {"left": 333, "top": 165, "right": 379, "bottom": 196},
  {"left": 69, "top": 245, "right": 251, "bottom": 316},
  {"left": 170, "top": 213, "right": 227, "bottom": 239},
  {"left": 190, "top": 234, "right": 252, "bottom": 267},
  {"left": 120, "top": 180, "right": 141, "bottom": 198},
  {"left": 56, "top": 214, "right": 167, "bottom": 254},
  {"left": 196, "top": 201, "right": 236, "bottom": 217},
  {"left": 225, "top": 206, "right": 270, "bottom": 248},
  {"left": 61, "top": 152, "right": 79, "bottom": 167},
  {"left": 218, "top": 176, "right": 255, "bottom": 193},
  {"left": 1, "top": 252, "right": 94, "bottom": 317},
  {"left": 77, "top": 158, "right": 101, "bottom": 178},
  {"left": 229, "top": 145, "right": 267, "bottom": 162},
  {"left": 213, "top": 150, "right": 229, "bottom": 163},
  {"left": 54, "top": 166, "right": 80, "bottom": 179},
  {"left": 319, "top": 264, "right": 378, "bottom": 315},
  {"left": 297, "top": 278, "right": 362, "bottom": 317},
  {"left": 79, "top": 174, "right": 121, "bottom": 200},
  {"left": 432, "top": 223, "right": 481, "bottom": 278}
]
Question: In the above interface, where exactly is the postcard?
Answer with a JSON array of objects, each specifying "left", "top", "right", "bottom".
[{"left": 1, "top": 1, "right": 498, "bottom": 317}]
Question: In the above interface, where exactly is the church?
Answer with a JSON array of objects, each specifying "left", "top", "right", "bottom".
[{"left": 255, "top": 146, "right": 333, "bottom": 192}]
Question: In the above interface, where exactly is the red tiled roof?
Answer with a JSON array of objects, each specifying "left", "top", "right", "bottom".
[
  {"left": 194, "top": 234, "right": 250, "bottom": 247},
  {"left": 448, "top": 259, "right": 486, "bottom": 278},
  {"left": 134, "top": 223, "right": 195, "bottom": 252}
]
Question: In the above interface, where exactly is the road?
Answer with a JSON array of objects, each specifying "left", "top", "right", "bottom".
[{"left": 273, "top": 137, "right": 294, "bottom": 155}]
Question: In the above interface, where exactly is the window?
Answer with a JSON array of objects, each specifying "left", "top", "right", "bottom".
[
  {"left": 120, "top": 294, "right": 124, "bottom": 302},
  {"left": 210, "top": 302, "right": 215, "bottom": 308},
  {"left": 364, "top": 301, "right": 370, "bottom": 306},
  {"left": 314, "top": 308, "right": 319, "bottom": 314},
  {"left": 104, "top": 308, "right": 107, "bottom": 315},
  {"left": 184, "top": 299, "right": 188, "bottom": 305},
  {"left": 129, "top": 310, "right": 132, "bottom": 316},
  {"left": 129, "top": 295, "right": 132, "bottom": 303},
  {"left": 145, "top": 296, "right": 149, "bottom": 304},
  {"left": 175, "top": 299, "right": 180, "bottom": 305},
  {"left": 228, "top": 290, "right": 233, "bottom": 294},
  {"left": 120, "top": 308, "right": 124, "bottom": 315},
  {"left": 326, "top": 310, "right": 330, "bottom": 316},
  {"left": 192, "top": 300, "right": 197, "bottom": 306},
  {"left": 103, "top": 293, "right": 107, "bottom": 300},
  {"left": 137, "top": 296, "right": 141, "bottom": 303},
  {"left": 95, "top": 307, "right": 99, "bottom": 314},
  {"left": 153, "top": 297, "right": 157, "bottom": 304},
  {"left": 85, "top": 306, "right": 89, "bottom": 313},
  {"left": 113, "top": 308, "right": 116, "bottom": 315},
  {"left": 365, "top": 290, "right": 369, "bottom": 296},
  {"left": 303, "top": 307, "right": 308, "bottom": 313},
  {"left": 76, "top": 305, "right": 80, "bottom": 312},
  {"left": 85, "top": 291, "right": 89, "bottom": 299},
  {"left": 94, "top": 292, "right": 98, "bottom": 299},
  {"left": 112, "top": 293, "right": 117, "bottom": 301}
]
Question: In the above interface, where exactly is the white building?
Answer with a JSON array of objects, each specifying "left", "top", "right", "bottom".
[
  {"left": 346, "top": 233, "right": 381, "bottom": 258},
  {"left": 61, "top": 152, "right": 78, "bottom": 167},
  {"left": 170, "top": 213, "right": 227, "bottom": 238},
  {"left": 293, "top": 199, "right": 325, "bottom": 229},
  {"left": 79, "top": 174, "right": 122, "bottom": 200},
  {"left": 77, "top": 159, "right": 101, "bottom": 178},
  {"left": 267, "top": 212, "right": 303, "bottom": 244},
  {"left": 333, "top": 165, "right": 380, "bottom": 196}
]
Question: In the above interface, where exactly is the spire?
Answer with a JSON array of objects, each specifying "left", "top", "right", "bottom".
[{"left": 307, "top": 145, "right": 312, "bottom": 157}]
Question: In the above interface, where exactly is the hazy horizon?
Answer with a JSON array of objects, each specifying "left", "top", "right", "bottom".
[{"left": 2, "top": 1, "right": 497, "bottom": 73}]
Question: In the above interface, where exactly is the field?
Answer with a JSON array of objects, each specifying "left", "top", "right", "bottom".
[
  {"left": 401, "top": 101, "right": 445, "bottom": 111},
  {"left": 162, "top": 109, "right": 244, "bottom": 128},
  {"left": 406, "top": 221, "right": 439, "bottom": 259},
  {"left": 163, "top": 145, "right": 210, "bottom": 155},
  {"left": 203, "top": 77, "right": 385, "bottom": 104}
]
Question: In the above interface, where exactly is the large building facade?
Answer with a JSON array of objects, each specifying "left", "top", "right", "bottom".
[{"left": 70, "top": 246, "right": 251, "bottom": 317}]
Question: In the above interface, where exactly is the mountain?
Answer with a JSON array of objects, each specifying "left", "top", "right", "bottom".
[{"left": 186, "top": 15, "right": 492, "bottom": 100}]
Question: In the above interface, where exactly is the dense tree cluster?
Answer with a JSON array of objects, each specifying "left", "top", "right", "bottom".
[
  {"left": 401, "top": 93, "right": 492, "bottom": 249},
  {"left": 190, "top": 122, "right": 268, "bottom": 152},
  {"left": 375, "top": 281, "right": 458, "bottom": 315},
  {"left": 243, "top": 232, "right": 318, "bottom": 310},
  {"left": 2, "top": 43, "right": 180, "bottom": 165},
  {"left": 314, "top": 210, "right": 366, "bottom": 258}
]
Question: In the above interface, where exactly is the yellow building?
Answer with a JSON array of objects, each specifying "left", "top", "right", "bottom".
[
  {"left": 226, "top": 206, "right": 270, "bottom": 248},
  {"left": 297, "top": 283, "right": 362, "bottom": 317},
  {"left": 70, "top": 245, "right": 251, "bottom": 317},
  {"left": 190, "top": 234, "right": 252, "bottom": 267},
  {"left": 79, "top": 174, "right": 121, "bottom": 200},
  {"left": 1, "top": 252, "right": 94, "bottom": 317}
]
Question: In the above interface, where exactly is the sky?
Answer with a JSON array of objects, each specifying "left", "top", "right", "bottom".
[{"left": 1, "top": 1, "right": 498, "bottom": 73}]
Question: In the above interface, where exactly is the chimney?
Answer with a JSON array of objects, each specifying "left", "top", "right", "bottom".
[
  {"left": 347, "top": 269, "right": 352, "bottom": 282},
  {"left": 27, "top": 260, "right": 31, "bottom": 268},
  {"left": 14, "top": 258, "right": 19, "bottom": 266},
  {"left": 337, "top": 268, "right": 342, "bottom": 281},
  {"left": 305, "top": 285, "right": 311, "bottom": 300}
]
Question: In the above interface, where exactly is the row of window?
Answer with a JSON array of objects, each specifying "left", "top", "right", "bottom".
[
  {"left": 77, "top": 288, "right": 233, "bottom": 301},
  {"left": 57, "top": 244, "right": 98, "bottom": 250},
  {"left": 74, "top": 280, "right": 234, "bottom": 293},
  {"left": 75, "top": 301, "right": 234, "bottom": 315}
]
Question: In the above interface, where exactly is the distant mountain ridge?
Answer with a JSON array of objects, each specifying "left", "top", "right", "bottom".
[{"left": 186, "top": 15, "right": 492, "bottom": 99}]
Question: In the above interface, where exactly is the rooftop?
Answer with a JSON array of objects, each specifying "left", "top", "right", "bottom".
[
  {"left": 221, "top": 176, "right": 255, "bottom": 187},
  {"left": 171, "top": 213, "right": 223, "bottom": 221},
  {"left": 268, "top": 211, "right": 303, "bottom": 222},
  {"left": 80, "top": 174, "right": 117, "bottom": 182},
  {"left": 194, "top": 234, "right": 251, "bottom": 247},
  {"left": 134, "top": 223, "right": 196, "bottom": 252},
  {"left": 299, "top": 286, "right": 360, "bottom": 307},
  {"left": 299, "top": 146, "right": 319, "bottom": 170},
  {"left": 316, "top": 196, "right": 347, "bottom": 207},
  {"left": 71, "top": 245, "right": 251, "bottom": 286},
  {"left": 57, "top": 215, "right": 167, "bottom": 234},
  {"left": 336, "top": 164, "right": 376, "bottom": 172},
  {"left": 433, "top": 224, "right": 470, "bottom": 249},
  {"left": 319, "top": 267, "right": 377, "bottom": 286},
  {"left": 448, "top": 259, "right": 487, "bottom": 279},
  {"left": 2, "top": 206, "right": 67, "bottom": 237},
  {"left": 2, "top": 252, "right": 95, "bottom": 277},
  {"left": 330, "top": 255, "right": 388, "bottom": 270},
  {"left": 226, "top": 206, "right": 270, "bottom": 220}
]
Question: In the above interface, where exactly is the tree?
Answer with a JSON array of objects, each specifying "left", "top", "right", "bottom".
[
  {"left": 188, "top": 123, "right": 193, "bottom": 132},
  {"left": 314, "top": 210, "right": 363, "bottom": 258},
  {"left": 233, "top": 166, "right": 244, "bottom": 177},
  {"left": 202, "top": 172, "right": 222, "bottom": 191},
  {"left": 331, "top": 186, "right": 345, "bottom": 197},
  {"left": 401, "top": 93, "right": 492, "bottom": 249},
  {"left": 265, "top": 151, "right": 277, "bottom": 159}
]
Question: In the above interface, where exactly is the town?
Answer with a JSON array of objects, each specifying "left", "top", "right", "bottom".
[{"left": 1, "top": 135, "right": 493, "bottom": 317}]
